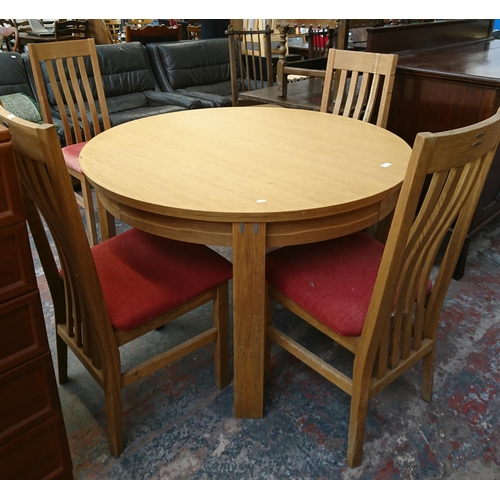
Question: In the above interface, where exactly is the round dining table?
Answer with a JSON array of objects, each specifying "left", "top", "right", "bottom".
[{"left": 79, "top": 106, "right": 412, "bottom": 419}]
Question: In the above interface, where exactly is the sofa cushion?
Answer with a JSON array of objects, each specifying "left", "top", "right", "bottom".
[
  {"left": 147, "top": 39, "right": 233, "bottom": 107},
  {"left": 0, "top": 53, "right": 36, "bottom": 99},
  {"left": 96, "top": 42, "right": 158, "bottom": 97}
]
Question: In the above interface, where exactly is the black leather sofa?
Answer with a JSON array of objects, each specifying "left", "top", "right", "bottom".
[
  {"left": 95, "top": 42, "right": 202, "bottom": 125},
  {"left": 0, "top": 42, "right": 203, "bottom": 131},
  {"left": 0, "top": 52, "right": 35, "bottom": 99},
  {"left": 0, "top": 38, "right": 235, "bottom": 131},
  {"left": 147, "top": 39, "right": 233, "bottom": 108}
]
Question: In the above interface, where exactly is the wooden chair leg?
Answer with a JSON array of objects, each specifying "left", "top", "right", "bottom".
[
  {"left": 97, "top": 194, "right": 116, "bottom": 241},
  {"left": 80, "top": 177, "right": 99, "bottom": 247},
  {"left": 103, "top": 365, "right": 124, "bottom": 457},
  {"left": 421, "top": 349, "right": 435, "bottom": 402},
  {"left": 346, "top": 383, "right": 371, "bottom": 468},
  {"left": 214, "top": 282, "right": 230, "bottom": 390},
  {"left": 56, "top": 333, "right": 68, "bottom": 384}
]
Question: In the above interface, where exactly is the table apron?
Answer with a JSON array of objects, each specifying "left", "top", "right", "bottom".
[{"left": 98, "top": 189, "right": 399, "bottom": 247}]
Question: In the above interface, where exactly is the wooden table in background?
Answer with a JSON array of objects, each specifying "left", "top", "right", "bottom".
[
  {"left": 240, "top": 78, "right": 325, "bottom": 110},
  {"left": 18, "top": 32, "right": 56, "bottom": 51},
  {"left": 79, "top": 106, "right": 411, "bottom": 418}
]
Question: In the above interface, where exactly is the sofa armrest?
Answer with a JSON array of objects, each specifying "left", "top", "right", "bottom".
[{"left": 144, "top": 90, "right": 202, "bottom": 109}]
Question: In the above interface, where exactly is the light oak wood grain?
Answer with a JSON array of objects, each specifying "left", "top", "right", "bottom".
[{"left": 79, "top": 106, "right": 412, "bottom": 418}]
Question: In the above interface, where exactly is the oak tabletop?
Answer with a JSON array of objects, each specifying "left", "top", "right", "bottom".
[{"left": 80, "top": 106, "right": 411, "bottom": 223}]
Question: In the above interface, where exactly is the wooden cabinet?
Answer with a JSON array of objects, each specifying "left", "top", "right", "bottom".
[
  {"left": 386, "top": 38, "right": 500, "bottom": 279},
  {"left": 0, "top": 125, "right": 73, "bottom": 479}
]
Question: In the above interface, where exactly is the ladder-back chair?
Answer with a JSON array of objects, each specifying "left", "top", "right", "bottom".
[
  {"left": 29, "top": 38, "right": 113, "bottom": 246},
  {"left": 104, "top": 19, "right": 122, "bottom": 43},
  {"left": 226, "top": 25, "right": 274, "bottom": 107},
  {"left": 320, "top": 49, "right": 398, "bottom": 128},
  {"left": 0, "top": 104, "right": 233, "bottom": 457},
  {"left": 265, "top": 110, "right": 500, "bottom": 467},
  {"left": 54, "top": 19, "right": 89, "bottom": 41}
]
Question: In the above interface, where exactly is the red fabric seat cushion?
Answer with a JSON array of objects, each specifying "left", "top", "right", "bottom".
[
  {"left": 62, "top": 142, "right": 87, "bottom": 174},
  {"left": 266, "top": 231, "right": 430, "bottom": 337},
  {"left": 91, "top": 229, "right": 233, "bottom": 332}
]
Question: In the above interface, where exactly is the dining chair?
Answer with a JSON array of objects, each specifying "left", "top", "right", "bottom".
[
  {"left": 226, "top": 25, "right": 274, "bottom": 106},
  {"left": 0, "top": 104, "right": 233, "bottom": 457},
  {"left": 54, "top": 19, "right": 89, "bottom": 41},
  {"left": 320, "top": 49, "right": 398, "bottom": 128},
  {"left": 0, "top": 20, "right": 18, "bottom": 52},
  {"left": 187, "top": 24, "right": 201, "bottom": 40},
  {"left": 124, "top": 24, "right": 181, "bottom": 44},
  {"left": 265, "top": 109, "right": 500, "bottom": 467},
  {"left": 13, "top": 19, "right": 31, "bottom": 33},
  {"left": 276, "top": 24, "right": 329, "bottom": 98},
  {"left": 29, "top": 38, "right": 114, "bottom": 246},
  {"left": 104, "top": 19, "right": 122, "bottom": 43}
]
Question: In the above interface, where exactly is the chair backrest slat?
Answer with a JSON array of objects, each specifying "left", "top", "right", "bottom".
[{"left": 320, "top": 49, "right": 398, "bottom": 128}]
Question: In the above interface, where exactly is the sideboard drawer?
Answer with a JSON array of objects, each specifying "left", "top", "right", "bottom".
[
  {"left": 0, "top": 290, "right": 48, "bottom": 374},
  {"left": 0, "top": 352, "right": 61, "bottom": 446},
  {"left": 0, "top": 414, "right": 73, "bottom": 480},
  {"left": 0, "top": 128, "right": 25, "bottom": 227},
  {"left": 0, "top": 222, "right": 37, "bottom": 303}
]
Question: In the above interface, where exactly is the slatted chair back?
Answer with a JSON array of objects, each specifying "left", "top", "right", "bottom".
[
  {"left": 265, "top": 109, "right": 500, "bottom": 468},
  {"left": 124, "top": 23, "right": 181, "bottom": 44},
  {"left": 187, "top": 24, "right": 201, "bottom": 40},
  {"left": 54, "top": 19, "right": 89, "bottom": 41},
  {"left": 226, "top": 25, "right": 274, "bottom": 107},
  {"left": 0, "top": 104, "right": 232, "bottom": 457},
  {"left": 320, "top": 49, "right": 398, "bottom": 128},
  {"left": 104, "top": 19, "right": 122, "bottom": 43},
  {"left": 29, "top": 38, "right": 111, "bottom": 147}
]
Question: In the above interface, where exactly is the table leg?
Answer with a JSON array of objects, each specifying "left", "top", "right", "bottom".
[{"left": 232, "top": 221, "right": 267, "bottom": 418}]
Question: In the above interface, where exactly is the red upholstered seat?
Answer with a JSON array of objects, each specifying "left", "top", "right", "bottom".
[
  {"left": 62, "top": 141, "right": 86, "bottom": 174},
  {"left": 266, "top": 231, "right": 431, "bottom": 337},
  {"left": 92, "top": 228, "right": 233, "bottom": 332}
]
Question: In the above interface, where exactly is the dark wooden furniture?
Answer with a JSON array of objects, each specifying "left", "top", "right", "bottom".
[
  {"left": 17, "top": 32, "right": 56, "bottom": 50},
  {"left": 366, "top": 19, "right": 493, "bottom": 54},
  {"left": 240, "top": 77, "right": 324, "bottom": 110},
  {"left": 226, "top": 25, "right": 274, "bottom": 106},
  {"left": 124, "top": 24, "right": 181, "bottom": 44},
  {"left": 54, "top": 19, "right": 89, "bottom": 41},
  {"left": 0, "top": 125, "right": 73, "bottom": 479},
  {"left": 386, "top": 37, "right": 500, "bottom": 279}
]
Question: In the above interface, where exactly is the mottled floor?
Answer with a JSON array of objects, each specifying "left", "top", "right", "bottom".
[{"left": 30, "top": 209, "right": 500, "bottom": 480}]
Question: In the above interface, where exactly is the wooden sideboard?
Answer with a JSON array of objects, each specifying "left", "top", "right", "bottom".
[
  {"left": 386, "top": 38, "right": 500, "bottom": 279},
  {"left": 0, "top": 125, "right": 73, "bottom": 479}
]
